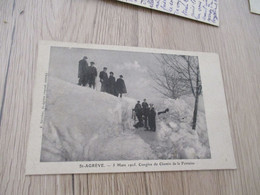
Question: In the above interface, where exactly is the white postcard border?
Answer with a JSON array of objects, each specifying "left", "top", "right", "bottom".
[{"left": 26, "top": 41, "right": 236, "bottom": 175}]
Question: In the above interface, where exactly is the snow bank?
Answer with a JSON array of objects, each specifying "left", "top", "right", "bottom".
[
  {"left": 156, "top": 96, "right": 211, "bottom": 159},
  {"left": 41, "top": 77, "right": 156, "bottom": 162},
  {"left": 41, "top": 76, "right": 211, "bottom": 162}
]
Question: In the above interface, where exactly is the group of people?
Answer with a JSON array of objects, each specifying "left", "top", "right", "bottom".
[
  {"left": 78, "top": 56, "right": 127, "bottom": 97},
  {"left": 99, "top": 67, "right": 127, "bottom": 97},
  {"left": 78, "top": 56, "right": 97, "bottom": 88},
  {"left": 133, "top": 99, "right": 156, "bottom": 131},
  {"left": 78, "top": 56, "right": 156, "bottom": 131}
]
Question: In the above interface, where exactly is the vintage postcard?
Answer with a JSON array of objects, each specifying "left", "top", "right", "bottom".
[
  {"left": 26, "top": 41, "right": 235, "bottom": 175},
  {"left": 117, "top": 0, "right": 219, "bottom": 26}
]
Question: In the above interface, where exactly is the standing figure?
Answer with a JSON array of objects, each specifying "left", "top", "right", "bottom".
[
  {"left": 99, "top": 67, "right": 108, "bottom": 92},
  {"left": 107, "top": 72, "right": 116, "bottom": 95},
  {"left": 132, "top": 109, "right": 136, "bottom": 122},
  {"left": 148, "top": 104, "right": 156, "bottom": 131},
  {"left": 78, "top": 56, "right": 88, "bottom": 86},
  {"left": 142, "top": 99, "right": 149, "bottom": 129},
  {"left": 115, "top": 75, "right": 127, "bottom": 98},
  {"left": 134, "top": 101, "right": 143, "bottom": 126},
  {"left": 88, "top": 62, "right": 97, "bottom": 89}
]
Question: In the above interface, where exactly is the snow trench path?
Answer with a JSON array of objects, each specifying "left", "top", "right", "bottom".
[{"left": 132, "top": 120, "right": 179, "bottom": 160}]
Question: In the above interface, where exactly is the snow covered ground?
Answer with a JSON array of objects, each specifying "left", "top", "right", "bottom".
[{"left": 40, "top": 76, "right": 211, "bottom": 162}]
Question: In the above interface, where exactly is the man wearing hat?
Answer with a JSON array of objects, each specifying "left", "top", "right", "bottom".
[
  {"left": 78, "top": 56, "right": 88, "bottom": 86},
  {"left": 88, "top": 62, "right": 97, "bottom": 89},
  {"left": 115, "top": 75, "right": 127, "bottom": 98},
  {"left": 107, "top": 72, "right": 116, "bottom": 95},
  {"left": 99, "top": 67, "right": 108, "bottom": 92}
]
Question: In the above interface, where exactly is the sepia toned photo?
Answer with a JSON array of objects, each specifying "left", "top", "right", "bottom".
[{"left": 26, "top": 41, "right": 236, "bottom": 175}]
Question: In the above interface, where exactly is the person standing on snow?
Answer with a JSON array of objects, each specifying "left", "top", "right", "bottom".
[
  {"left": 78, "top": 56, "right": 88, "bottom": 86},
  {"left": 88, "top": 62, "right": 97, "bottom": 89},
  {"left": 115, "top": 75, "right": 127, "bottom": 98},
  {"left": 99, "top": 67, "right": 109, "bottom": 92},
  {"left": 134, "top": 101, "right": 143, "bottom": 126},
  {"left": 142, "top": 99, "right": 149, "bottom": 130},
  {"left": 107, "top": 72, "right": 116, "bottom": 95},
  {"left": 148, "top": 104, "right": 156, "bottom": 131}
]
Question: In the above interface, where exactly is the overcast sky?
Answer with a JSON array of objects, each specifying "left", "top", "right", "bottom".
[{"left": 49, "top": 46, "right": 168, "bottom": 104}]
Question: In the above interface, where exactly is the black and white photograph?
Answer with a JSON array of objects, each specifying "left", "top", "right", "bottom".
[
  {"left": 26, "top": 41, "right": 236, "bottom": 175},
  {"left": 40, "top": 45, "right": 211, "bottom": 162}
]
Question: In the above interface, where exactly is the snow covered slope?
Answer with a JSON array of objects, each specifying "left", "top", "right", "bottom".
[
  {"left": 40, "top": 77, "right": 156, "bottom": 161},
  {"left": 41, "top": 76, "right": 210, "bottom": 162}
]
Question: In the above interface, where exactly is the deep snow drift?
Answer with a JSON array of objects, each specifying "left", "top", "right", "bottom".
[{"left": 40, "top": 77, "right": 211, "bottom": 162}]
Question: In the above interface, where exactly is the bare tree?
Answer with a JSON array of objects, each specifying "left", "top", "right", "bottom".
[
  {"left": 150, "top": 65, "right": 190, "bottom": 99},
  {"left": 152, "top": 54, "right": 202, "bottom": 130}
]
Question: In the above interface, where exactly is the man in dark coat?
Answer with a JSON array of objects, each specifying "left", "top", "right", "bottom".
[
  {"left": 142, "top": 99, "right": 149, "bottom": 129},
  {"left": 134, "top": 101, "right": 143, "bottom": 126},
  {"left": 148, "top": 104, "right": 156, "bottom": 131},
  {"left": 88, "top": 62, "right": 97, "bottom": 89},
  {"left": 107, "top": 72, "right": 116, "bottom": 95},
  {"left": 99, "top": 67, "right": 108, "bottom": 92},
  {"left": 78, "top": 56, "right": 88, "bottom": 86},
  {"left": 115, "top": 75, "right": 127, "bottom": 98}
]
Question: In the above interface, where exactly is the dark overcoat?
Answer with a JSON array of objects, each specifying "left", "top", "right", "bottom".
[
  {"left": 89, "top": 66, "right": 97, "bottom": 80},
  {"left": 99, "top": 71, "right": 108, "bottom": 82},
  {"left": 148, "top": 108, "right": 156, "bottom": 131},
  {"left": 78, "top": 59, "right": 88, "bottom": 78},
  {"left": 134, "top": 103, "right": 142, "bottom": 116},
  {"left": 116, "top": 78, "right": 127, "bottom": 94},
  {"left": 99, "top": 71, "right": 108, "bottom": 92},
  {"left": 107, "top": 76, "right": 116, "bottom": 95},
  {"left": 142, "top": 102, "right": 149, "bottom": 116}
]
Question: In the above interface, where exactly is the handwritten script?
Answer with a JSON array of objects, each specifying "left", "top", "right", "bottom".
[{"left": 117, "top": 0, "right": 219, "bottom": 26}]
